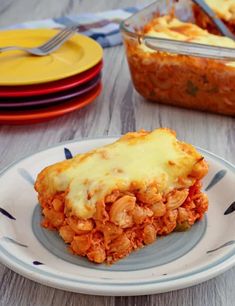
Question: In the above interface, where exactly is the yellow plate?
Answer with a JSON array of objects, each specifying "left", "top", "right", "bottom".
[{"left": 0, "top": 29, "right": 103, "bottom": 85}]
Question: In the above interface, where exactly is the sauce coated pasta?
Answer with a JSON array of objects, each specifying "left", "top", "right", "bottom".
[{"left": 35, "top": 129, "right": 209, "bottom": 264}]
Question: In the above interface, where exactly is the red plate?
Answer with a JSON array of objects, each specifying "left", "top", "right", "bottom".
[
  {"left": 0, "top": 83, "right": 102, "bottom": 125},
  {"left": 0, "top": 74, "right": 101, "bottom": 108},
  {"left": 0, "top": 61, "right": 102, "bottom": 98}
]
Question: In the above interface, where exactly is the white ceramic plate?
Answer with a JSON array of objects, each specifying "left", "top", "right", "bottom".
[{"left": 0, "top": 137, "right": 234, "bottom": 296}]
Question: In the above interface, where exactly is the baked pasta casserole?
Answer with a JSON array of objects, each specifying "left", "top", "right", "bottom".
[
  {"left": 35, "top": 128, "right": 209, "bottom": 264},
  {"left": 123, "top": 14, "right": 235, "bottom": 116}
]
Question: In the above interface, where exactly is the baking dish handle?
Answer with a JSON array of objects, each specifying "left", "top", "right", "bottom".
[{"left": 143, "top": 36, "right": 235, "bottom": 61}]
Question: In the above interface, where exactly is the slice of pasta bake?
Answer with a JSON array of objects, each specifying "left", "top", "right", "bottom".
[{"left": 35, "top": 128, "right": 209, "bottom": 264}]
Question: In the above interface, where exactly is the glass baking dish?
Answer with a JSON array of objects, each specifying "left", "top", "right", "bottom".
[{"left": 120, "top": 0, "right": 235, "bottom": 116}]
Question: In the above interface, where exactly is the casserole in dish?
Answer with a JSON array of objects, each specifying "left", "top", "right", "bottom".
[{"left": 121, "top": 0, "right": 235, "bottom": 116}]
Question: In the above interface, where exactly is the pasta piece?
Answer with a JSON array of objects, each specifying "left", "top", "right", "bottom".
[
  {"left": 166, "top": 190, "right": 189, "bottom": 210},
  {"left": 59, "top": 225, "right": 75, "bottom": 243},
  {"left": 109, "top": 195, "right": 136, "bottom": 228},
  {"left": 143, "top": 224, "right": 156, "bottom": 244}
]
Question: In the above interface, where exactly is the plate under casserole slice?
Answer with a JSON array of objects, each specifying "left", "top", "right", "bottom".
[{"left": 34, "top": 128, "right": 209, "bottom": 264}]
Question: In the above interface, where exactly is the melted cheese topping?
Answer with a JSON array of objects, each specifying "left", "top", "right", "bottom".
[
  {"left": 36, "top": 129, "right": 204, "bottom": 219},
  {"left": 143, "top": 16, "right": 235, "bottom": 49},
  {"left": 205, "top": 0, "right": 235, "bottom": 21}
]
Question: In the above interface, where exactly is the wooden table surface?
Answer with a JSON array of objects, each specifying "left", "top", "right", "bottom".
[{"left": 0, "top": 0, "right": 234, "bottom": 305}]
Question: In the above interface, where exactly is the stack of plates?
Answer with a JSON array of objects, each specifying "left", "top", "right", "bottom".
[{"left": 0, "top": 29, "right": 103, "bottom": 124}]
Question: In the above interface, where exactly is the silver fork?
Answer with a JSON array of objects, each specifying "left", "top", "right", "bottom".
[{"left": 0, "top": 25, "right": 78, "bottom": 56}]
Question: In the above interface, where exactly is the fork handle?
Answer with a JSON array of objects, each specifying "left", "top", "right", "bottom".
[{"left": 0, "top": 46, "right": 26, "bottom": 53}]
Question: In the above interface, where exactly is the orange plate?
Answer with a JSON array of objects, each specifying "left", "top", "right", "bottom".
[{"left": 0, "top": 83, "right": 102, "bottom": 125}]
